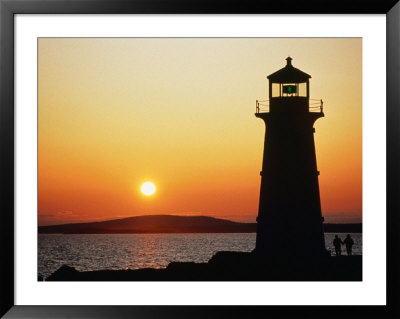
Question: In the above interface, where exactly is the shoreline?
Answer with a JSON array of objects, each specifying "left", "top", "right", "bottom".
[{"left": 43, "top": 251, "right": 362, "bottom": 282}]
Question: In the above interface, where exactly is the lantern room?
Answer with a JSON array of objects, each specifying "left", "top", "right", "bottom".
[{"left": 267, "top": 57, "right": 311, "bottom": 113}]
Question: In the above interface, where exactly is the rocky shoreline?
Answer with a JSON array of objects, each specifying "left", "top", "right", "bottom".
[{"left": 42, "top": 251, "right": 362, "bottom": 281}]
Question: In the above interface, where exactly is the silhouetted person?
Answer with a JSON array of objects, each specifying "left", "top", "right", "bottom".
[
  {"left": 333, "top": 235, "right": 343, "bottom": 256},
  {"left": 343, "top": 234, "right": 354, "bottom": 256}
]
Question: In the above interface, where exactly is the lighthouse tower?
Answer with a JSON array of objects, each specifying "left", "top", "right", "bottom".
[{"left": 254, "top": 57, "right": 327, "bottom": 256}]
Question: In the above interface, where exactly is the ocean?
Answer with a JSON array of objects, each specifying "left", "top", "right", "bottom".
[{"left": 38, "top": 233, "right": 362, "bottom": 279}]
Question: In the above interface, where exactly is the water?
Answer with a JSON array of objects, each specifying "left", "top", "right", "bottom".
[{"left": 38, "top": 233, "right": 362, "bottom": 278}]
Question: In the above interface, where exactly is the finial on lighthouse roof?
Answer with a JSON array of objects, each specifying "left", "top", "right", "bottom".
[{"left": 286, "top": 56, "right": 293, "bottom": 66}]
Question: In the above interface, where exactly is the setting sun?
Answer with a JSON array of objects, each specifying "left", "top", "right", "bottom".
[{"left": 141, "top": 182, "right": 156, "bottom": 196}]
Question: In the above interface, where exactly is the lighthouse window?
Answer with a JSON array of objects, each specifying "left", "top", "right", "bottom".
[
  {"left": 272, "top": 83, "right": 281, "bottom": 97},
  {"left": 282, "top": 85, "right": 297, "bottom": 94},
  {"left": 298, "top": 82, "right": 307, "bottom": 97}
]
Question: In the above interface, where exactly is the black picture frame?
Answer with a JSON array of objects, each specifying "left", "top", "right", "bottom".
[{"left": 1, "top": 0, "right": 399, "bottom": 318}]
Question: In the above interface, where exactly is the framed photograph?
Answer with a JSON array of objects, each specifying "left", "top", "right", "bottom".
[{"left": 1, "top": 0, "right": 399, "bottom": 318}]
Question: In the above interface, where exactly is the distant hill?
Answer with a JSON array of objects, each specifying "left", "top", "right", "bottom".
[
  {"left": 38, "top": 214, "right": 362, "bottom": 234},
  {"left": 38, "top": 215, "right": 256, "bottom": 234}
]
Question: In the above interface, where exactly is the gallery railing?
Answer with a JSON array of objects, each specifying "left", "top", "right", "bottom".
[{"left": 255, "top": 98, "right": 324, "bottom": 114}]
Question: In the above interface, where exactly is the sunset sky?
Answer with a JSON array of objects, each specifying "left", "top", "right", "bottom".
[{"left": 38, "top": 38, "right": 362, "bottom": 226}]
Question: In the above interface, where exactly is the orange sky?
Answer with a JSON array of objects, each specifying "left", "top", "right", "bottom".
[{"left": 38, "top": 38, "right": 362, "bottom": 226}]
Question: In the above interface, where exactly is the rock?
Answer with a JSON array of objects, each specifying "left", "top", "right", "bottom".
[
  {"left": 46, "top": 253, "right": 362, "bottom": 281},
  {"left": 46, "top": 265, "right": 80, "bottom": 281}
]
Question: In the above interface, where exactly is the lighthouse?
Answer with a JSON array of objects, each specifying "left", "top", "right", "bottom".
[{"left": 254, "top": 57, "right": 327, "bottom": 256}]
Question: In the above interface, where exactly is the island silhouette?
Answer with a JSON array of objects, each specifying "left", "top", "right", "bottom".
[{"left": 38, "top": 214, "right": 361, "bottom": 234}]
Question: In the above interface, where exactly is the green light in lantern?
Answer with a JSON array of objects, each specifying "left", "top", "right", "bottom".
[{"left": 283, "top": 85, "right": 297, "bottom": 94}]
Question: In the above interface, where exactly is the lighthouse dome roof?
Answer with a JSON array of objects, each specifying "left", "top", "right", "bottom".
[{"left": 267, "top": 57, "right": 311, "bottom": 83}]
